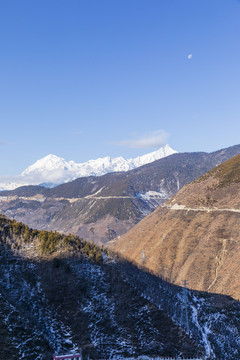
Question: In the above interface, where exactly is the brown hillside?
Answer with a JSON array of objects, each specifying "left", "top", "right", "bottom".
[
  {"left": 110, "top": 154, "right": 240, "bottom": 299},
  {"left": 169, "top": 153, "right": 240, "bottom": 209}
]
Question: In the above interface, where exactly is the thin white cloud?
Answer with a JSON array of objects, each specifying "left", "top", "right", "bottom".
[
  {"left": 188, "top": 54, "right": 193, "bottom": 60},
  {"left": 0, "top": 142, "right": 4, "bottom": 146},
  {"left": 115, "top": 130, "right": 169, "bottom": 149}
]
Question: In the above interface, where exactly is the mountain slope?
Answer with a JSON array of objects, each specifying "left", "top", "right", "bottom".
[
  {"left": 1, "top": 213, "right": 240, "bottom": 359},
  {"left": 0, "top": 214, "right": 203, "bottom": 359},
  {"left": 0, "top": 145, "right": 177, "bottom": 190},
  {"left": 110, "top": 154, "right": 240, "bottom": 299},
  {"left": 0, "top": 144, "right": 240, "bottom": 244}
]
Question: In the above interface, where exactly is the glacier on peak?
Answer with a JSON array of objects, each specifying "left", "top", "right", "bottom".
[{"left": 0, "top": 144, "right": 177, "bottom": 191}]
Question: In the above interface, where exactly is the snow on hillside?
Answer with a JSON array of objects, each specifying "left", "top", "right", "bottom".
[{"left": 0, "top": 144, "right": 177, "bottom": 190}]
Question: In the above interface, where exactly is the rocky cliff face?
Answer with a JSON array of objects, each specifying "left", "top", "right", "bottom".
[{"left": 110, "top": 154, "right": 240, "bottom": 300}]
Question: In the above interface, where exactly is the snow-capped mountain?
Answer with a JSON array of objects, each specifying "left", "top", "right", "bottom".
[{"left": 0, "top": 144, "right": 177, "bottom": 190}]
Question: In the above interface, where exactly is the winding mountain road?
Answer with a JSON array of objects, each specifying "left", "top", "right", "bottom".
[{"left": 166, "top": 203, "right": 240, "bottom": 214}]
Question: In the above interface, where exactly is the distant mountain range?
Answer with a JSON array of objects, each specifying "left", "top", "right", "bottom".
[
  {"left": 0, "top": 144, "right": 177, "bottom": 190},
  {"left": 1, "top": 144, "right": 240, "bottom": 244}
]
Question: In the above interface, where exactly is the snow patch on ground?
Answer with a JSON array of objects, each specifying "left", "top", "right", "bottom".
[{"left": 137, "top": 190, "right": 169, "bottom": 201}]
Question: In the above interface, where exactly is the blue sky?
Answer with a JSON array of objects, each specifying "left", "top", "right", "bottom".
[{"left": 0, "top": 0, "right": 240, "bottom": 175}]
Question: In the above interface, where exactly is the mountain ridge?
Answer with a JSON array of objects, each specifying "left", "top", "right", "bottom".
[
  {"left": 1, "top": 144, "right": 240, "bottom": 244},
  {"left": 0, "top": 144, "right": 177, "bottom": 191}
]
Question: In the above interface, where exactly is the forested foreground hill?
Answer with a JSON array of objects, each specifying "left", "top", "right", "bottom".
[{"left": 1, "top": 214, "right": 240, "bottom": 359}]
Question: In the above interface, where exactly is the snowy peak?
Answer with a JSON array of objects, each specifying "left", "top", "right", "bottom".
[
  {"left": 132, "top": 144, "right": 177, "bottom": 167},
  {"left": 22, "top": 154, "right": 69, "bottom": 175},
  {"left": 24, "top": 144, "right": 176, "bottom": 176},
  {"left": 0, "top": 145, "right": 177, "bottom": 190}
]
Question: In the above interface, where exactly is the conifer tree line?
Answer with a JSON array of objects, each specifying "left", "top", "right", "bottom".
[{"left": 0, "top": 214, "right": 103, "bottom": 263}]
